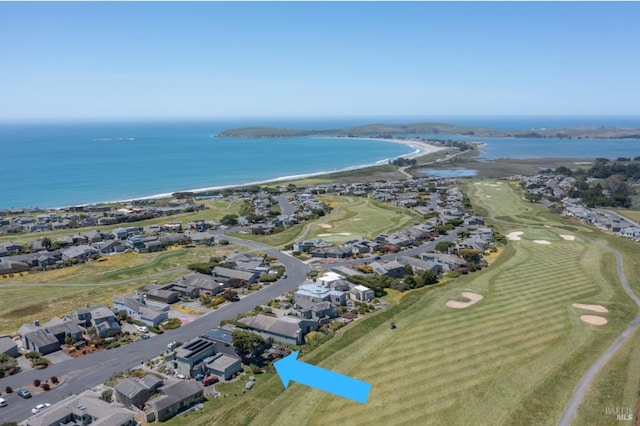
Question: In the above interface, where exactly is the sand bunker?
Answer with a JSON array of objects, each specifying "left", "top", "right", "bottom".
[
  {"left": 533, "top": 240, "right": 551, "bottom": 245},
  {"left": 506, "top": 231, "right": 524, "bottom": 241},
  {"left": 446, "top": 291, "right": 484, "bottom": 309},
  {"left": 572, "top": 303, "right": 609, "bottom": 313},
  {"left": 580, "top": 315, "right": 608, "bottom": 325},
  {"left": 319, "top": 224, "right": 332, "bottom": 229},
  {"left": 318, "top": 232, "right": 352, "bottom": 237},
  {"left": 560, "top": 235, "right": 576, "bottom": 241},
  {"left": 485, "top": 195, "right": 492, "bottom": 198}
]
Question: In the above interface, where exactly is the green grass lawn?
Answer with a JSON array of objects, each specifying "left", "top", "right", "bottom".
[{"left": 173, "top": 180, "right": 639, "bottom": 426}]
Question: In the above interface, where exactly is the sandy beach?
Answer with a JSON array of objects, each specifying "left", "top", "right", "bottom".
[{"left": 341, "top": 136, "right": 447, "bottom": 159}]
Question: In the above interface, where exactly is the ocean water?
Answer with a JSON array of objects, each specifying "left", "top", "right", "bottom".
[
  {"left": 0, "top": 120, "right": 414, "bottom": 209},
  {"left": 1, "top": 116, "right": 640, "bottom": 209}
]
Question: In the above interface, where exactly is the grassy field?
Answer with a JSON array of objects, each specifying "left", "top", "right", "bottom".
[
  {"left": 0, "top": 245, "right": 239, "bottom": 335},
  {"left": 172, "top": 179, "right": 639, "bottom": 426}
]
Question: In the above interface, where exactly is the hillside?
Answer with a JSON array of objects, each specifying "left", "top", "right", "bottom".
[{"left": 217, "top": 122, "right": 640, "bottom": 140}]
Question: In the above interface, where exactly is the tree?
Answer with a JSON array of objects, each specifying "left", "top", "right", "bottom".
[
  {"left": 223, "top": 289, "right": 238, "bottom": 301},
  {"left": 435, "top": 241, "right": 454, "bottom": 253},
  {"left": 418, "top": 270, "right": 438, "bottom": 286},
  {"left": 232, "top": 330, "right": 268, "bottom": 361},
  {"left": 221, "top": 214, "right": 238, "bottom": 226}
]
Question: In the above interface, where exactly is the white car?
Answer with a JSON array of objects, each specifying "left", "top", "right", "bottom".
[
  {"left": 0, "top": 397, "right": 7, "bottom": 407},
  {"left": 136, "top": 325, "right": 149, "bottom": 333},
  {"left": 32, "top": 403, "right": 51, "bottom": 414}
]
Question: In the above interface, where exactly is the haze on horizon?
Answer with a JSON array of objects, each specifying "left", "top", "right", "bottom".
[{"left": 1, "top": 2, "right": 639, "bottom": 120}]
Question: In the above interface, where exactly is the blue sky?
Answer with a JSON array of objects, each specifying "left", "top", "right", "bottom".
[{"left": 1, "top": 2, "right": 639, "bottom": 119}]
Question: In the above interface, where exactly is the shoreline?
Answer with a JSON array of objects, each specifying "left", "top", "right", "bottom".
[{"left": 33, "top": 137, "right": 446, "bottom": 210}]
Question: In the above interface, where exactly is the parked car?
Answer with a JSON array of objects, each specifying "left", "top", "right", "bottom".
[
  {"left": 135, "top": 325, "right": 149, "bottom": 333},
  {"left": 0, "top": 397, "right": 7, "bottom": 407},
  {"left": 31, "top": 403, "right": 51, "bottom": 414},
  {"left": 17, "top": 389, "right": 32, "bottom": 399},
  {"left": 201, "top": 376, "right": 219, "bottom": 386}
]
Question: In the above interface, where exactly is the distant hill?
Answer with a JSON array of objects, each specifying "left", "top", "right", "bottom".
[{"left": 217, "top": 122, "right": 640, "bottom": 140}]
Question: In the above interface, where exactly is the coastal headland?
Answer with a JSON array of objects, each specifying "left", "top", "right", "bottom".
[{"left": 218, "top": 122, "right": 640, "bottom": 140}]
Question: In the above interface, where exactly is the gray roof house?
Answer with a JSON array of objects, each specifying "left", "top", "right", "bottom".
[
  {"left": 202, "top": 328, "right": 237, "bottom": 357},
  {"left": 398, "top": 256, "right": 444, "bottom": 275},
  {"left": 146, "top": 379, "right": 204, "bottom": 423},
  {"left": 18, "top": 318, "right": 83, "bottom": 355},
  {"left": 0, "top": 335, "right": 19, "bottom": 357},
  {"left": 114, "top": 375, "right": 163, "bottom": 409},
  {"left": 206, "top": 353, "right": 242, "bottom": 381},
  {"left": 72, "top": 305, "right": 121, "bottom": 338},
  {"left": 61, "top": 245, "right": 100, "bottom": 261},
  {"left": 165, "top": 336, "right": 217, "bottom": 378},
  {"left": 212, "top": 266, "right": 258, "bottom": 284},
  {"left": 113, "top": 294, "right": 169, "bottom": 327},
  {"left": 239, "top": 314, "right": 318, "bottom": 345},
  {"left": 25, "top": 390, "right": 137, "bottom": 426}
]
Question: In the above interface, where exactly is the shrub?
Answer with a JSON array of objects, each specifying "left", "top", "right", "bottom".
[
  {"left": 161, "top": 318, "right": 182, "bottom": 330},
  {"left": 41, "top": 383, "right": 50, "bottom": 391},
  {"left": 33, "top": 379, "right": 41, "bottom": 387},
  {"left": 101, "top": 389, "right": 113, "bottom": 402},
  {"left": 252, "top": 367, "right": 264, "bottom": 374},
  {"left": 447, "top": 270, "right": 461, "bottom": 278},
  {"left": 50, "top": 376, "right": 59, "bottom": 384},
  {"left": 5, "top": 386, "right": 13, "bottom": 393}
]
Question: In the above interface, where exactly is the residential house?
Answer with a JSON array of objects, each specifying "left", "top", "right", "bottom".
[
  {"left": 112, "top": 294, "right": 169, "bottom": 327},
  {"left": 0, "top": 335, "right": 18, "bottom": 357},
  {"left": 350, "top": 284, "right": 375, "bottom": 302},
  {"left": 72, "top": 305, "right": 121, "bottom": 338},
  {"left": 25, "top": 390, "right": 137, "bottom": 426},
  {"left": 212, "top": 266, "right": 258, "bottom": 284},
  {"left": 398, "top": 256, "right": 443, "bottom": 275},
  {"left": 0, "top": 241, "right": 22, "bottom": 256},
  {"left": 165, "top": 336, "right": 217, "bottom": 378},
  {"left": 226, "top": 253, "right": 265, "bottom": 272},
  {"left": 205, "top": 352, "right": 242, "bottom": 381},
  {"left": 420, "top": 253, "right": 466, "bottom": 272},
  {"left": 201, "top": 328, "right": 237, "bottom": 357},
  {"left": 164, "top": 272, "right": 227, "bottom": 298},
  {"left": 146, "top": 379, "right": 204, "bottom": 423},
  {"left": 238, "top": 314, "right": 318, "bottom": 345},
  {"left": 293, "top": 239, "right": 332, "bottom": 253},
  {"left": 295, "top": 283, "right": 347, "bottom": 306},
  {"left": 18, "top": 318, "right": 83, "bottom": 355},
  {"left": 114, "top": 375, "right": 163, "bottom": 409},
  {"left": 0, "top": 258, "right": 29, "bottom": 275},
  {"left": 61, "top": 245, "right": 100, "bottom": 261},
  {"left": 370, "top": 260, "right": 407, "bottom": 278}
]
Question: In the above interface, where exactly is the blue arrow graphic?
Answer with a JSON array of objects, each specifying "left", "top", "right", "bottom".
[{"left": 274, "top": 350, "right": 371, "bottom": 404}]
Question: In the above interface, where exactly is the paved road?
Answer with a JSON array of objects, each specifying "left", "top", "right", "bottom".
[
  {"left": 558, "top": 237, "right": 640, "bottom": 426},
  {"left": 275, "top": 194, "right": 296, "bottom": 216}
]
